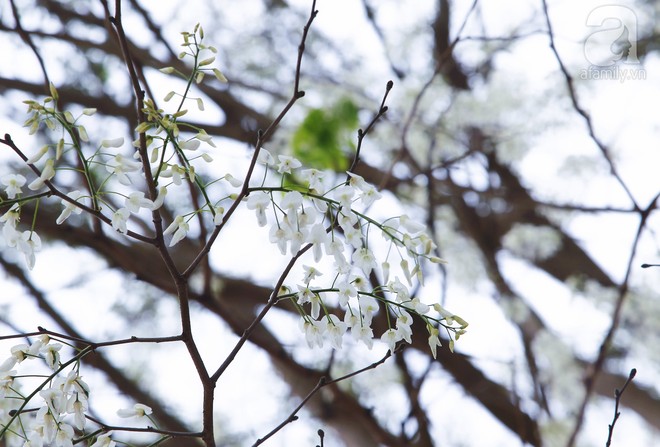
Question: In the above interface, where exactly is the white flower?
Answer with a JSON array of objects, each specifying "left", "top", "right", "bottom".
[
  {"left": 388, "top": 277, "right": 409, "bottom": 301},
  {"left": 381, "top": 261, "right": 390, "bottom": 283},
  {"left": 117, "top": 403, "right": 152, "bottom": 419},
  {"left": 125, "top": 191, "right": 155, "bottom": 213},
  {"left": 112, "top": 208, "right": 130, "bottom": 234},
  {"left": 28, "top": 336, "right": 48, "bottom": 356},
  {"left": 325, "top": 314, "right": 347, "bottom": 349},
  {"left": 297, "top": 285, "right": 314, "bottom": 305},
  {"left": 55, "top": 423, "right": 74, "bottom": 447},
  {"left": 2, "top": 224, "right": 20, "bottom": 249},
  {"left": 160, "top": 164, "right": 186, "bottom": 185},
  {"left": 27, "top": 145, "right": 49, "bottom": 164},
  {"left": 395, "top": 310, "right": 413, "bottom": 344},
  {"left": 0, "top": 371, "right": 15, "bottom": 398},
  {"left": 276, "top": 155, "right": 302, "bottom": 174},
  {"left": 400, "top": 259, "right": 413, "bottom": 285},
  {"left": 343, "top": 225, "right": 362, "bottom": 249},
  {"left": 213, "top": 206, "right": 225, "bottom": 225},
  {"left": 269, "top": 225, "right": 288, "bottom": 255},
  {"left": 40, "top": 388, "right": 66, "bottom": 415},
  {"left": 336, "top": 279, "right": 357, "bottom": 307},
  {"left": 351, "top": 323, "right": 374, "bottom": 349},
  {"left": 163, "top": 216, "right": 189, "bottom": 247},
  {"left": 327, "top": 239, "right": 347, "bottom": 267},
  {"left": 307, "top": 223, "right": 328, "bottom": 262},
  {"left": 281, "top": 191, "right": 303, "bottom": 212},
  {"left": 352, "top": 247, "right": 377, "bottom": 275},
  {"left": 0, "top": 356, "right": 17, "bottom": 374},
  {"left": 358, "top": 184, "right": 382, "bottom": 207},
  {"left": 223, "top": 173, "right": 243, "bottom": 188},
  {"left": 334, "top": 185, "right": 355, "bottom": 209},
  {"left": 433, "top": 303, "right": 455, "bottom": 324},
  {"left": 23, "top": 434, "right": 42, "bottom": 447},
  {"left": 1, "top": 204, "right": 21, "bottom": 246},
  {"left": 399, "top": 215, "right": 426, "bottom": 234},
  {"left": 347, "top": 172, "right": 368, "bottom": 189},
  {"left": 300, "top": 318, "right": 325, "bottom": 348},
  {"left": 40, "top": 342, "right": 62, "bottom": 369},
  {"left": 256, "top": 148, "right": 274, "bottom": 165},
  {"left": 309, "top": 293, "right": 322, "bottom": 319},
  {"left": 0, "top": 203, "right": 20, "bottom": 228},
  {"left": 194, "top": 130, "right": 216, "bottom": 148},
  {"left": 311, "top": 196, "right": 328, "bottom": 213},
  {"left": 381, "top": 328, "right": 399, "bottom": 354},
  {"left": 38, "top": 406, "right": 58, "bottom": 443},
  {"left": 106, "top": 154, "right": 142, "bottom": 185},
  {"left": 28, "top": 158, "right": 55, "bottom": 190},
  {"left": 101, "top": 137, "right": 124, "bottom": 148},
  {"left": 246, "top": 191, "right": 271, "bottom": 227},
  {"left": 302, "top": 265, "right": 322, "bottom": 284},
  {"left": 325, "top": 239, "right": 350, "bottom": 271},
  {"left": 347, "top": 173, "right": 382, "bottom": 207},
  {"left": 297, "top": 205, "right": 318, "bottom": 228},
  {"left": 180, "top": 139, "right": 201, "bottom": 150},
  {"left": 286, "top": 226, "right": 306, "bottom": 255},
  {"left": 91, "top": 433, "right": 116, "bottom": 447},
  {"left": 300, "top": 168, "right": 325, "bottom": 192},
  {"left": 1, "top": 173, "right": 26, "bottom": 198},
  {"left": 151, "top": 187, "right": 168, "bottom": 210},
  {"left": 409, "top": 297, "right": 430, "bottom": 314},
  {"left": 18, "top": 231, "right": 42, "bottom": 269},
  {"left": 428, "top": 326, "right": 442, "bottom": 359},
  {"left": 352, "top": 275, "right": 369, "bottom": 291},
  {"left": 63, "top": 370, "right": 89, "bottom": 396},
  {"left": 10, "top": 343, "right": 29, "bottom": 363},
  {"left": 56, "top": 190, "right": 83, "bottom": 224},
  {"left": 67, "top": 396, "right": 88, "bottom": 430},
  {"left": 358, "top": 295, "right": 379, "bottom": 325}
]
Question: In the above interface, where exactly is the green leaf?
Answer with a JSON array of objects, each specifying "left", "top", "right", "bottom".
[{"left": 292, "top": 98, "right": 359, "bottom": 172}]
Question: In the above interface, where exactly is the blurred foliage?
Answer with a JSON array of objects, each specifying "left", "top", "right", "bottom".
[{"left": 292, "top": 98, "right": 358, "bottom": 172}]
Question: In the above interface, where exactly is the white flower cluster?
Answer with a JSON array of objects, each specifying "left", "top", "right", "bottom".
[
  {"left": 1, "top": 202, "right": 41, "bottom": 270},
  {"left": 0, "top": 27, "right": 226, "bottom": 265},
  {"left": 249, "top": 149, "right": 467, "bottom": 358},
  {"left": 0, "top": 335, "right": 87, "bottom": 446},
  {"left": 0, "top": 335, "right": 153, "bottom": 447}
]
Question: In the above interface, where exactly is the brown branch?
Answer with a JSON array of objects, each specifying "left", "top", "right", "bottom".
[
  {"left": 0, "top": 256, "right": 196, "bottom": 440},
  {"left": 540, "top": 0, "right": 639, "bottom": 210},
  {"left": 539, "top": 1, "right": 659, "bottom": 441},
  {"left": 566, "top": 196, "right": 655, "bottom": 447},
  {"left": 395, "top": 350, "right": 434, "bottom": 446},
  {"left": 8, "top": 0, "right": 51, "bottom": 93},
  {"left": 253, "top": 348, "right": 398, "bottom": 446}
]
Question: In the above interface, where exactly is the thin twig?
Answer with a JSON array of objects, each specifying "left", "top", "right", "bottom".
[
  {"left": 252, "top": 348, "right": 398, "bottom": 446},
  {"left": 538, "top": 3, "right": 651, "bottom": 444},
  {"left": 346, "top": 80, "right": 393, "bottom": 176},
  {"left": 605, "top": 368, "right": 636, "bottom": 447},
  {"left": 564, "top": 198, "right": 655, "bottom": 446},
  {"left": 540, "top": 0, "right": 639, "bottom": 211}
]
